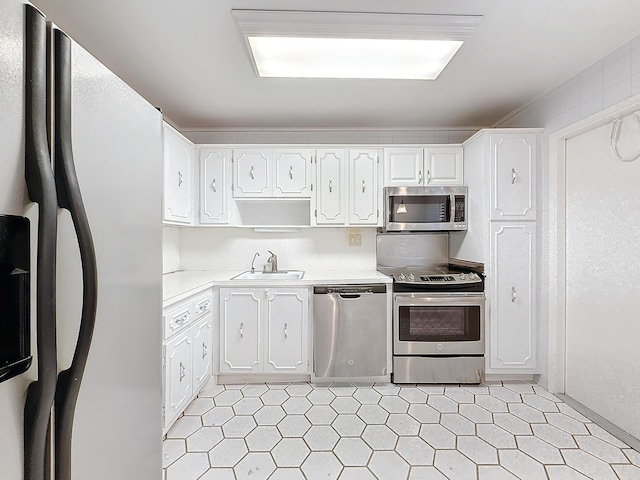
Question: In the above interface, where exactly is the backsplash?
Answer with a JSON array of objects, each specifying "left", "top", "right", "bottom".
[
  {"left": 163, "top": 227, "right": 180, "bottom": 274},
  {"left": 178, "top": 227, "right": 377, "bottom": 272}
]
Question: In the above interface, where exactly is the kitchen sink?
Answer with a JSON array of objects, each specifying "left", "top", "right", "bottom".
[{"left": 231, "top": 270, "right": 305, "bottom": 281}]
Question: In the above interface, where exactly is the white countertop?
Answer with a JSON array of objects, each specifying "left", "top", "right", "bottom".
[{"left": 163, "top": 269, "right": 392, "bottom": 305}]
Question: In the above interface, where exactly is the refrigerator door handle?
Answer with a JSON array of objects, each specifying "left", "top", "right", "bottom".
[
  {"left": 23, "top": 6, "right": 59, "bottom": 480},
  {"left": 52, "top": 27, "right": 99, "bottom": 480}
]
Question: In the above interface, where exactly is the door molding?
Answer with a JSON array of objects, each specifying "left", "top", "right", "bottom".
[{"left": 547, "top": 92, "right": 640, "bottom": 394}]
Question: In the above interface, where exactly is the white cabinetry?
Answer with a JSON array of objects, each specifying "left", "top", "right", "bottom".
[
  {"left": 349, "top": 149, "right": 381, "bottom": 225},
  {"left": 314, "top": 149, "right": 347, "bottom": 225},
  {"left": 489, "top": 134, "right": 537, "bottom": 221},
  {"left": 233, "top": 148, "right": 312, "bottom": 198},
  {"left": 163, "top": 124, "right": 194, "bottom": 224},
  {"left": 383, "top": 146, "right": 463, "bottom": 186},
  {"left": 219, "top": 287, "right": 309, "bottom": 375},
  {"left": 489, "top": 222, "right": 536, "bottom": 370},
  {"left": 163, "top": 290, "right": 214, "bottom": 433},
  {"left": 199, "top": 148, "right": 230, "bottom": 224},
  {"left": 458, "top": 129, "right": 541, "bottom": 375}
]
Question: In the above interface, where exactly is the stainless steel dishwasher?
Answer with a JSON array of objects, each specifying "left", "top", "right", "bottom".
[{"left": 313, "top": 285, "right": 388, "bottom": 381}]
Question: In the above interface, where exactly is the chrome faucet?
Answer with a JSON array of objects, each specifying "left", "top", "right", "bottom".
[
  {"left": 250, "top": 252, "right": 260, "bottom": 273},
  {"left": 266, "top": 250, "right": 278, "bottom": 273}
]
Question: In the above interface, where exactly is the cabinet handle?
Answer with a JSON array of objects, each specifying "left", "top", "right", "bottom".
[
  {"left": 511, "top": 286, "right": 517, "bottom": 302},
  {"left": 250, "top": 166, "right": 255, "bottom": 180},
  {"left": 179, "top": 362, "right": 185, "bottom": 382},
  {"left": 202, "top": 343, "right": 208, "bottom": 359},
  {"left": 284, "top": 323, "right": 288, "bottom": 339},
  {"left": 240, "top": 322, "right": 244, "bottom": 339},
  {"left": 511, "top": 168, "right": 517, "bottom": 184},
  {"left": 289, "top": 166, "right": 293, "bottom": 179},
  {"left": 329, "top": 179, "right": 333, "bottom": 193},
  {"left": 418, "top": 170, "right": 423, "bottom": 184},
  {"left": 362, "top": 180, "right": 366, "bottom": 193},
  {"left": 426, "top": 170, "right": 431, "bottom": 184},
  {"left": 211, "top": 179, "right": 216, "bottom": 192},
  {"left": 178, "top": 171, "right": 184, "bottom": 187},
  {"left": 175, "top": 312, "right": 190, "bottom": 327}
]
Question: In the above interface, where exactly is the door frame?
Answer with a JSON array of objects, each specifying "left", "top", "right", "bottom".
[{"left": 547, "top": 93, "right": 640, "bottom": 393}]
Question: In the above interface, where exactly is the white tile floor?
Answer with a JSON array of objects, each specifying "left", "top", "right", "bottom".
[{"left": 163, "top": 381, "right": 640, "bottom": 480}]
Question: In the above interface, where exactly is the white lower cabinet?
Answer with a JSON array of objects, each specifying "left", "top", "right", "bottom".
[
  {"left": 220, "top": 287, "right": 310, "bottom": 375},
  {"left": 488, "top": 222, "right": 536, "bottom": 372},
  {"left": 163, "top": 289, "right": 214, "bottom": 433}
]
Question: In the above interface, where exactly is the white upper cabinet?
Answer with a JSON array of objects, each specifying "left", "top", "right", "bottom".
[
  {"left": 489, "top": 133, "right": 537, "bottom": 221},
  {"left": 489, "top": 222, "right": 536, "bottom": 371},
  {"left": 383, "top": 146, "right": 463, "bottom": 187},
  {"left": 273, "top": 149, "right": 312, "bottom": 197},
  {"left": 199, "top": 148, "right": 230, "bottom": 224},
  {"left": 349, "top": 148, "right": 380, "bottom": 225},
  {"left": 424, "top": 146, "right": 463, "bottom": 186},
  {"left": 163, "top": 124, "right": 194, "bottom": 224},
  {"left": 314, "top": 149, "right": 347, "bottom": 225},
  {"left": 384, "top": 148, "right": 423, "bottom": 186},
  {"left": 234, "top": 149, "right": 272, "bottom": 197},
  {"left": 233, "top": 148, "right": 312, "bottom": 198}
]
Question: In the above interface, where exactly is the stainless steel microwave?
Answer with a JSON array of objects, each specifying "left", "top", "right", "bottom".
[{"left": 384, "top": 186, "right": 467, "bottom": 231}]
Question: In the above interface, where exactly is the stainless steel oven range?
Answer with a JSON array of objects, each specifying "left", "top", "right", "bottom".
[{"left": 377, "top": 233, "right": 485, "bottom": 384}]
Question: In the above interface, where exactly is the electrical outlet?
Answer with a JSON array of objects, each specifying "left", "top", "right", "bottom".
[{"left": 348, "top": 233, "right": 361, "bottom": 247}]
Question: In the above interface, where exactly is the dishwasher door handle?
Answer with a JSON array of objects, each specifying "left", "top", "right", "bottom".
[{"left": 339, "top": 294, "right": 363, "bottom": 299}]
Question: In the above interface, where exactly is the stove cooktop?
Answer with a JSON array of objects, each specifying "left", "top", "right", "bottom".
[{"left": 378, "top": 266, "right": 484, "bottom": 293}]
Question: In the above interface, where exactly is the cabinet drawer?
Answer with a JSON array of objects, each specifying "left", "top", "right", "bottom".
[
  {"left": 193, "top": 292, "right": 213, "bottom": 319},
  {"left": 164, "top": 302, "right": 194, "bottom": 339}
]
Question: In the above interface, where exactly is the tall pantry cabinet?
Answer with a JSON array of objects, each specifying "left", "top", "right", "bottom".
[{"left": 456, "top": 129, "right": 542, "bottom": 374}]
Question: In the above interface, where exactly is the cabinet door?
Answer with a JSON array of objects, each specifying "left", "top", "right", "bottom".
[
  {"left": 489, "top": 222, "right": 536, "bottom": 371},
  {"left": 163, "top": 125, "right": 193, "bottom": 224},
  {"left": 383, "top": 148, "right": 423, "bottom": 186},
  {"left": 234, "top": 149, "right": 272, "bottom": 197},
  {"left": 264, "top": 288, "right": 309, "bottom": 374},
  {"left": 424, "top": 146, "right": 463, "bottom": 186},
  {"left": 219, "top": 288, "right": 262, "bottom": 373},
  {"left": 164, "top": 331, "right": 193, "bottom": 427},
  {"left": 349, "top": 149, "right": 379, "bottom": 225},
  {"left": 200, "top": 149, "right": 230, "bottom": 224},
  {"left": 192, "top": 317, "right": 213, "bottom": 391},
  {"left": 315, "top": 149, "right": 347, "bottom": 224},
  {"left": 490, "top": 134, "right": 536, "bottom": 220},
  {"left": 273, "top": 149, "right": 312, "bottom": 197}
]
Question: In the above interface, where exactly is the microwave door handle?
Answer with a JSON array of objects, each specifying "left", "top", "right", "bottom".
[{"left": 450, "top": 194, "right": 456, "bottom": 225}]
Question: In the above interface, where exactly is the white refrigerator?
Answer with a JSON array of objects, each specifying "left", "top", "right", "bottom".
[{"left": 0, "top": 1, "right": 163, "bottom": 479}]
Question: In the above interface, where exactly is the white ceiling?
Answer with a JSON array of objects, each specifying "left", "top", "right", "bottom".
[{"left": 31, "top": 0, "right": 640, "bottom": 130}]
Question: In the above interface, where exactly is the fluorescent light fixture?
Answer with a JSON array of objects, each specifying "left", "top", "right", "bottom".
[{"left": 232, "top": 10, "right": 482, "bottom": 80}]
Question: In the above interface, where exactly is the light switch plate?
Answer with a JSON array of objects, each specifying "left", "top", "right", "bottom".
[{"left": 348, "top": 233, "right": 361, "bottom": 247}]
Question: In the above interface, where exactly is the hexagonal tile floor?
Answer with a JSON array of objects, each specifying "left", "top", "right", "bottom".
[{"left": 163, "top": 381, "right": 640, "bottom": 479}]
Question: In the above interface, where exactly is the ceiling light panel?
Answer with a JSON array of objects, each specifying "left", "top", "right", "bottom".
[{"left": 232, "top": 10, "right": 482, "bottom": 80}]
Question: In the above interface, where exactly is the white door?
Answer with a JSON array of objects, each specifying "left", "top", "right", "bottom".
[
  {"left": 192, "top": 318, "right": 212, "bottom": 391},
  {"left": 489, "top": 222, "right": 536, "bottom": 371},
  {"left": 264, "top": 289, "right": 309, "bottom": 374},
  {"left": 564, "top": 121, "right": 640, "bottom": 439},
  {"left": 273, "top": 149, "right": 312, "bottom": 197},
  {"left": 163, "top": 125, "right": 193, "bottom": 224},
  {"left": 490, "top": 134, "right": 537, "bottom": 220},
  {"left": 424, "top": 146, "right": 463, "bottom": 186},
  {"left": 234, "top": 149, "right": 271, "bottom": 197},
  {"left": 200, "top": 149, "right": 229, "bottom": 224},
  {"left": 315, "top": 149, "right": 346, "bottom": 224},
  {"left": 164, "top": 331, "right": 193, "bottom": 426},
  {"left": 383, "top": 148, "right": 423, "bottom": 186},
  {"left": 349, "top": 149, "right": 379, "bottom": 225},
  {"left": 219, "top": 288, "right": 262, "bottom": 373}
]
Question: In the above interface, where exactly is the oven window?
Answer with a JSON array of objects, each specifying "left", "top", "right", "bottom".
[
  {"left": 398, "top": 305, "right": 481, "bottom": 342},
  {"left": 388, "top": 195, "right": 451, "bottom": 224}
]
